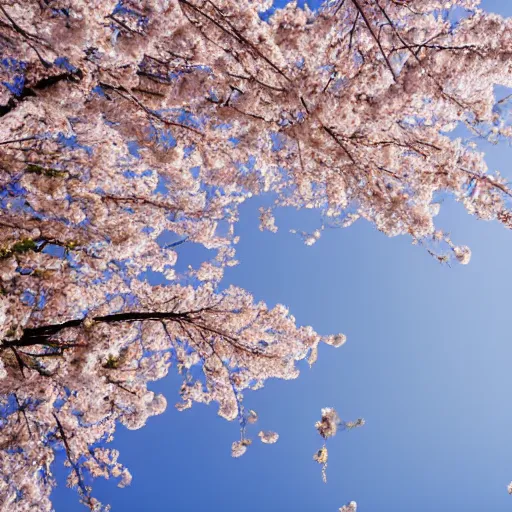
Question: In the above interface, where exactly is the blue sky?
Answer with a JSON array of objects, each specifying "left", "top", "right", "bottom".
[{"left": 51, "top": 1, "right": 512, "bottom": 511}]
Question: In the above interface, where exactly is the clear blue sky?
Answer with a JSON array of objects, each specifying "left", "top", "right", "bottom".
[{"left": 52, "top": 1, "right": 512, "bottom": 510}]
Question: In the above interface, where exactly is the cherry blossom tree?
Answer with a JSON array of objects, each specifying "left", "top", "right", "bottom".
[{"left": 2, "top": 0, "right": 512, "bottom": 509}]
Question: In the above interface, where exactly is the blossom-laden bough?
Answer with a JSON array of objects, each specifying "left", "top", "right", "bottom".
[{"left": 0, "top": 282, "right": 344, "bottom": 510}]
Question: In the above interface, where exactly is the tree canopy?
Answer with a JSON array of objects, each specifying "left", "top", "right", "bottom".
[{"left": 1, "top": 0, "right": 512, "bottom": 509}]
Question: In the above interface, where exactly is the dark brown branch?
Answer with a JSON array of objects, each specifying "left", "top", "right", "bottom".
[
  {"left": 98, "top": 82, "right": 204, "bottom": 136},
  {"left": 350, "top": 0, "right": 397, "bottom": 81},
  {"left": 349, "top": 11, "right": 360, "bottom": 49},
  {"left": 14, "top": 393, "right": 32, "bottom": 437},
  {"left": 333, "top": 0, "right": 347, "bottom": 17},
  {"left": 179, "top": 0, "right": 290, "bottom": 83},
  {"left": 0, "top": 136, "right": 40, "bottom": 146},
  {"left": 106, "top": 377, "right": 138, "bottom": 395},
  {"left": 53, "top": 413, "right": 94, "bottom": 507},
  {"left": 322, "top": 126, "right": 356, "bottom": 163},
  {"left": 10, "top": 347, "right": 26, "bottom": 377}
]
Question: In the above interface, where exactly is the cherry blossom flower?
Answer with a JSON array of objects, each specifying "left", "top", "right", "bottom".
[{"left": 258, "top": 431, "right": 279, "bottom": 444}]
